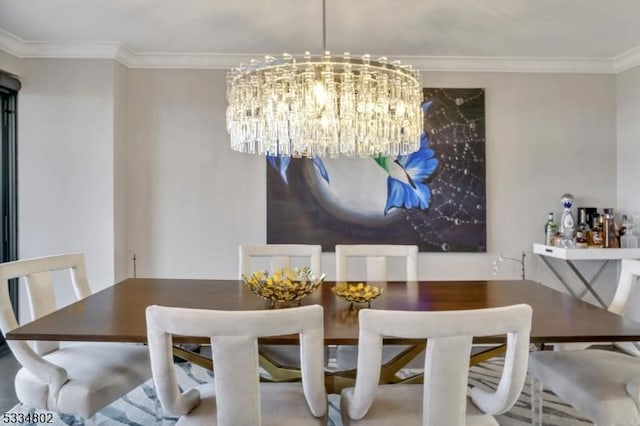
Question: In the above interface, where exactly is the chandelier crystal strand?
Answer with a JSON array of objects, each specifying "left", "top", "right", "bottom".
[{"left": 226, "top": 52, "right": 423, "bottom": 158}]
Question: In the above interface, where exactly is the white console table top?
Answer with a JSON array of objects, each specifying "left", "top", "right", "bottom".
[{"left": 533, "top": 243, "right": 640, "bottom": 261}]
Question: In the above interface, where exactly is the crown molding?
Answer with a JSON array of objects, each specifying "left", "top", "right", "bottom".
[
  {"left": 23, "top": 41, "right": 121, "bottom": 59},
  {"left": 613, "top": 45, "right": 640, "bottom": 73},
  {"left": 120, "top": 51, "right": 262, "bottom": 69},
  {"left": 0, "top": 29, "right": 25, "bottom": 57},
  {"left": 1, "top": 28, "right": 639, "bottom": 74},
  {"left": 391, "top": 55, "right": 616, "bottom": 74},
  {"left": 0, "top": 30, "right": 122, "bottom": 60}
]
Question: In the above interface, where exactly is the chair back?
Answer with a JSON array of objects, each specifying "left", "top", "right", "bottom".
[
  {"left": 335, "top": 244, "right": 418, "bottom": 282},
  {"left": 0, "top": 253, "right": 91, "bottom": 398},
  {"left": 146, "top": 304, "right": 327, "bottom": 425},
  {"left": 0, "top": 253, "right": 90, "bottom": 356},
  {"left": 346, "top": 304, "right": 532, "bottom": 426},
  {"left": 239, "top": 244, "right": 322, "bottom": 278}
]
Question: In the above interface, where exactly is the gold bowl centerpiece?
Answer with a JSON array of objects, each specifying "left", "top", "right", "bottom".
[
  {"left": 243, "top": 267, "right": 325, "bottom": 307},
  {"left": 332, "top": 282, "right": 384, "bottom": 307}
]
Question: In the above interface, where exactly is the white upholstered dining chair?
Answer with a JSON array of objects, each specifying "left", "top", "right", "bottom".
[
  {"left": 528, "top": 258, "right": 640, "bottom": 426},
  {"left": 335, "top": 244, "right": 418, "bottom": 283},
  {"left": 239, "top": 244, "right": 322, "bottom": 279},
  {"left": 0, "top": 253, "right": 152, "bottom": 420},
  {"left": 146, "top": 304, "right": 327, "bottom": 425},
  {"left": 334, "top": 244, "right": 420, "bottom": 373},
  {"left": 340, "top": 304, "right": 533, "bottom": 425},
  {"left": 239, "top": 244, "right": 323, "bottom": 380}
]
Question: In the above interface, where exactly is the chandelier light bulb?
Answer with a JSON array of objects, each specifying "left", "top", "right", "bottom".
[
  {"left": 313, "top": 81, "right": 328, "bottom": 105},
  {"left": 395, "top": 101, "right": 406, "bottom": 116}
]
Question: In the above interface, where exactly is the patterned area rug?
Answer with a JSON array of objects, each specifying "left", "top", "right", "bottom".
[
  {"left": 467, "top": 361, "right": 590, "bottom": 425},
  {"left": 8, "top": 359, "right": 591, "bottom": 425}
]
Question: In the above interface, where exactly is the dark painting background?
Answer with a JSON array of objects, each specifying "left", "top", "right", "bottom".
[{"left": 267, "top": 88, "right": 486, "bottom": 252}]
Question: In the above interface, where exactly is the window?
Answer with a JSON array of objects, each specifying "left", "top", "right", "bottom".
[{"left": 0, "top": 71, "right": 19, "bottom": 352}]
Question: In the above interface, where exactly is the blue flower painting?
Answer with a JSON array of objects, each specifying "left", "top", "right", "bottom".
[
  {"left": 375, "top": 101, "right": 439, "bottom": 215},
  {"left": 266, "top": 88, "right": 486, "bottom": 252}
]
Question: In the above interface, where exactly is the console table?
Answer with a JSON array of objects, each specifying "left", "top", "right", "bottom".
[{"left": 533, "top": 243, "right": 640, "bottom": 308}]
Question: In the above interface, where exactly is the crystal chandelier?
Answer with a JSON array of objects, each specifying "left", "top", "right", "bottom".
[{"left": 225, "top": 1, "right": 423, "bottom": 158}]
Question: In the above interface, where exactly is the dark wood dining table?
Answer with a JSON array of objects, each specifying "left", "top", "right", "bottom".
[{"left": 7, "top": 277, "right": 640, "bottom": 345}]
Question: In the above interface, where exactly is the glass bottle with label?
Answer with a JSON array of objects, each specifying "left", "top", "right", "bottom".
[
  {"left": 544, "top": 212, "right": 558, "bottom": 246},
  {"left": 576, "top": 208, "right": 591, "bottom": 234},
  {"left": 620, "top": 215, "right": 639, "bottom": 248},
  {"left": 575, "top": 231, "right": 589, "bottom": 248},
  {"left": 618, "top": 214, "right": 629, "bottom": 244},
  {"left": 603, "top": 208, "right": 619, "bottom": 248},
  {"left": 590, "top": 214, "right": 603, "bottom": 248},
  {"left": 560, "top": 194, "right": 575, "bottom": 239}
]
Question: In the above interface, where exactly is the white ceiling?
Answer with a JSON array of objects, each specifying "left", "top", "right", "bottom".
[{"left": 1, "top": 0, "right": 640, "bottom": 73}]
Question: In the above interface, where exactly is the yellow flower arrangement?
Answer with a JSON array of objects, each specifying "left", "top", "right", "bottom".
[
  {"left": 242, "top": 267, "right": 325, "bottom": 306},
  {"left": 332, "top": 282, "right": 384, "bottom": 306}
]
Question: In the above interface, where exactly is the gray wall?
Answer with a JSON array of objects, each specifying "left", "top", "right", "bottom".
[
  {"left": 0, "top": 49, "right": 21, "bottom": 76},
  {"left": 114, "top": 61, "right": 129, "bottom": 282},
  {"left": 124, "top": 69, "right": 257, "bottom": 279},
  {"left": 17, "top": 58, "right": 117, "bottom": 315},
  {"left": 617, "top": 65, "right": 640, "bottom": 216},
  {"left": 616, "top": 65, "right": 640, "bottom": 324}
]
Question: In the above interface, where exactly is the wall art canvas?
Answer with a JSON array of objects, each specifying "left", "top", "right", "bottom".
[{"left": 266, "top": 88, "right": 486, "bottom": 252}]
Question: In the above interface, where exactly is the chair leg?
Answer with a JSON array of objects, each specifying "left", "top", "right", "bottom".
[
  {"left": 258, "top": 352, "right": 302, "bottom": 382},
  {"left": 530, "top": 376, "right": 543, "bottom": 426},
  {"left": 80, "top": 414, "right": 98, "bottom": 425},
  {"left": 151, "top": 381, "right": 169, "bottom": 425}
]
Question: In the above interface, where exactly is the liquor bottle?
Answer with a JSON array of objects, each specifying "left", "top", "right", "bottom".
[
  {"left": 603, "top": 208, "right": 619, "bottom": 248},
  {"left": 575, "top": 231, "right": 589, "bottom": 248},
  {"left": 583, "top": 207, "right": 598, "bottom": 231},
  {"left": 576, "top": 208, "right": 590, "bottom": 234},
  {"left": 618, "top": 214, "right": 629, "bottom": 241},
  {"left": 589, "top": 214, "right": 603, "bottom": 248},
  {"left": 560, "top": 194, "right": 576, "bottom": 239},
  {"left": 620, "top": 215, "right": 639, "bottom": 248},
  {"left": 618, "top": 214, "right": 630, "bottom": 235},
  {"left": 545, "top": 212, "right": 558, "bottom": 246}
]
